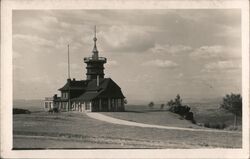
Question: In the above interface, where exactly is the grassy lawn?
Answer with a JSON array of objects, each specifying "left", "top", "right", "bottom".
[
  {"left": 106, "top": 104, "right": 241, "bottom": 130},
  {"left": 101, "top": 106, "right": 200, "bottom": 129},
  {"left": 189, "top": 103, "right": 242, "bottom": 130},
  {"left": 13, "top": 111, "right": 242, "bottom": 149}
]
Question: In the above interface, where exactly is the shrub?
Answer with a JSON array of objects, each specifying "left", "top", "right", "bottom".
[
  {"left": 167, "top": 94, "right": 194, "bottom": 122},
  {"left": 148, "top": 101, "right": 154, "bottom": 108},
  {"left": 204, "top": 122, "right": 226, "bottom": 129},
  {"left": 48, "top": 107, "right": 59, "bottom": 113},
  {"left": 204, "top": 122, "right": 210, "bottom": 128},
  {"left": 13, "top": 108, "right": 31, "bottom": 114},
  {"left": 160, "top": 104, "right": 164, "bottom": 109},
  {"left": 184, "top": 112, "right": 194, "bottom": 121},
  {"left": 53, "top": 107, "right": 59, "bottom": 113}
]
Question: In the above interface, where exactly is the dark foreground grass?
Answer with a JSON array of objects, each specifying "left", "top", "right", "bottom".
[{"left": 13, "top": 111, "right": 242, "bottom": 149}]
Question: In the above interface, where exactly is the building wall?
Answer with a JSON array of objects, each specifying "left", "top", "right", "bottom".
[
  {"left": 44, "top": 100, "right": 53, "bottom": 111},
  {"left": 91, "top": 98, "right": 124, "bottom": 112},
  {"left": 49, "top": 97, "right": 125, "bottom": 113}
]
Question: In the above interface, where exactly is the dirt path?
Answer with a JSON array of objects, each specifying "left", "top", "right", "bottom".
[{"left": 87, "top": 113, "right": 240, "bottom": 134}]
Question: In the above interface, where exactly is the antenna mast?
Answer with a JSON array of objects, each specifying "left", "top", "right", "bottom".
[
  {"left": 68, "top": 44, "right": 70, "bottom": 79},
  {"left": 94, "top": 25, "right": 96, "bottom": 38},
  {"left": 67, "top": 44, "right": 71, "bottom": 111}
]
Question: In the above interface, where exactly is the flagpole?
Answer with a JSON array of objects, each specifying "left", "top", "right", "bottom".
[
  {"left": 68, "top": 44, "right": 70, "bottom": 79},
  {"left": 68, "top": 44, "right": 71, "bottom": 111}
]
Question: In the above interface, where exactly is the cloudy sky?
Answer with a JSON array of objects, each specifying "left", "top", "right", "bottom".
[{"left": 13, "top": 10, "right": 241, "bottom": 104}]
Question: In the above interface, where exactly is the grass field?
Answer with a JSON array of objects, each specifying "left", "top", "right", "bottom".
[
  {"left": 114, "top": 104, "right": 241, "bottom": 130},
  {"left": 13, "top": 109, "right": 242, "bottom": 149},
  {"left": 101, "top": 106, "right": 200, "bottom": 129},
  {"left": 188, "top": 103, "right": 242, "bottom": 130}
]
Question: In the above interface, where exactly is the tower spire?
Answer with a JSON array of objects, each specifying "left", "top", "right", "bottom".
[{"left": 92, "top": 25, "right": 99, "bottom": 59}]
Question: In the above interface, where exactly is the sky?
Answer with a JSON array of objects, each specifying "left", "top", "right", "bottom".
[{"left": 13, "top": 10, "right": 242, "bottom": 104}]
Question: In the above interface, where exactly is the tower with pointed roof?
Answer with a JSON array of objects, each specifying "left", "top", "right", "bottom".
[
  {"left": 44, "top": 26, "right": 125, "bottom": 112},
  {"left": 84, "top": 26, "right": 107, "bottom": 80}
]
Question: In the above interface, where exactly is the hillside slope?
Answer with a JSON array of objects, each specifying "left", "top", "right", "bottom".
[{"left": 102, "top": 105, "right": 200, "bottom": 129}]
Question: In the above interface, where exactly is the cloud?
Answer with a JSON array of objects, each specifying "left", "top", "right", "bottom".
[
  {"left": 150, "top": 43, "right": 192, "bottom": 55},
  {"left": 126, "top": 74, "right": 153, "bottom": 83},
  {"left": 202, "top": 60, "right": 241, "bottom": 72},
  {"left": 142, "top": 59, "right": 178, "bottom": 68},
  {"left": 190, "top": 45, "right": 224, "bottom": 59},
  {"left": 106, "top": 60, "right": 118, "bottom": 67},
  {"left": 190, "top": 45, "right": 241, "bottom": 60},
  {"left": 177, "top": 73, "right": 183, "bottom": 78},
  {"left": 100, "top": 25, "right": 154, "bottom": 53},
  {"left": 13, "top": 34, "right": 54, "bottom": 47},
  {"left": 60, "top": 22, "right": 71, "bottom": 28},
  {"left": 17, "top": 75, "right": 52, "bottom": 85},
  {"left": 57, "top": 62, "right": 80, "bottom": 70},
  {"left": 13, "top": 51, "right": 22, "bottom": 59},
  {"left": 215, "top": 25, "right": 241, "bottom": 39},
  {"left": 13, "top": 65, "right": 24, "bottom": 70},
  {"left": 41, "top": 16, "right": 59, "bottom": 24}
]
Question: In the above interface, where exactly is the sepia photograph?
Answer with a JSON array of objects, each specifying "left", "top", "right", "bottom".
[
  {"left": 12, "top": 9, "right": 242, "bottom": 149},
  {"left": 1, "top": 0, "right": 249, "bottom": 158}
]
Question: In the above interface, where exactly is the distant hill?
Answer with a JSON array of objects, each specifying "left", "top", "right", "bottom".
[
  {"left": 12, "top": 97, "right": 223, "bottom": 113},
  {"left": 183, "top": 97, "right": 223, "bottom": 104},
  {"left": 13, "top": 99, "right": 44, "bottom": 112}
]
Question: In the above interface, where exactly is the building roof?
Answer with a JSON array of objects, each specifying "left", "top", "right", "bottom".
[
  {"left": 72, "top": 91, "right": 100, "bottom": 102},
  {"left": 58, "top": 79, "right": 88, "bottom": 91},
  {"left": 71, "top": 78, "right": 125, "bottom": 101}
]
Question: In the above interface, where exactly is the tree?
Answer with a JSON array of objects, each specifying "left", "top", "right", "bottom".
[
  {"left": 160, "top": 104, "right": 164, "bottom": 109},
  {"left": 124, "top": 99, "right": 128, "bottom": 105},
  {"left": 221, "top": 93, "right": 242, "bottom": 128},
  {"left": 167, "top": 94, "right": 195, "bottom": 122},
  {"left": 167, "top": 99, "right": 174, "bottom": 108},
  {"left": 148, "top": 101, "right": 154, "bottom": 108},
  {"left": 174, "top": 94, "right": 182, "bottom": 106}
]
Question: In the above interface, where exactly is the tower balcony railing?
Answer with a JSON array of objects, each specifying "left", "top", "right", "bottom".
[{"left": 84, "top": 57, "right": 107, "bottom": 62}]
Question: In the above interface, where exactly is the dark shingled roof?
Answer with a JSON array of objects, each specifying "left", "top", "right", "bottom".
[
  {"left": 72, "top": 91, "right": 100, "bottom": 101},
  {"left": 72, "top": 78, "right": 125, "bottom": 101},
  {"left": 86, "top": 78, "right": 111, "bottom": 91},
  {"left": 58, "top": 79, "right": 88, "bottom": 91}
]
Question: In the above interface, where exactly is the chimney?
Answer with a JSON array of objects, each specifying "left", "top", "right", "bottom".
[
  {"left": 97, "top": 75, "right": 99, "bottom": 87},
  {"left": 73, "top": 78, "right": 76, "bottom": 81},
  {"left": 67, "top": 78, "right": 71, "bottom": 83}
]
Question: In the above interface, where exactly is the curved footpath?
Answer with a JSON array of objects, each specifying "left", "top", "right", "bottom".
[{"left": 87, "top": 113, "right": 240, "bottom": 134}]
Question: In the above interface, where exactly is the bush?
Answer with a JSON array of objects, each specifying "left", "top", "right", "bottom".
[
  {"left": 204, "top": 122, "right": 210, "bottom": 128},
  {"left": 148, "top": 101, "right": 154, "bottom": 108},
  {"left": 13, "top": 108, "right": 31, "bottom": 114},
  {"left": 204, "top": 122, "right": 226, "bottom": 129},
  {"left": 167, "top": 94, "right": 194, "bottom": 122},
  {"left": 184, "top": 112, "right": 194, "bottom": 121},
  {"left": 48, "top": 107, "right": 59, "bottom": 113},
  {"left": 53, "top": 107, "right": 59, "bottom": 113}
]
